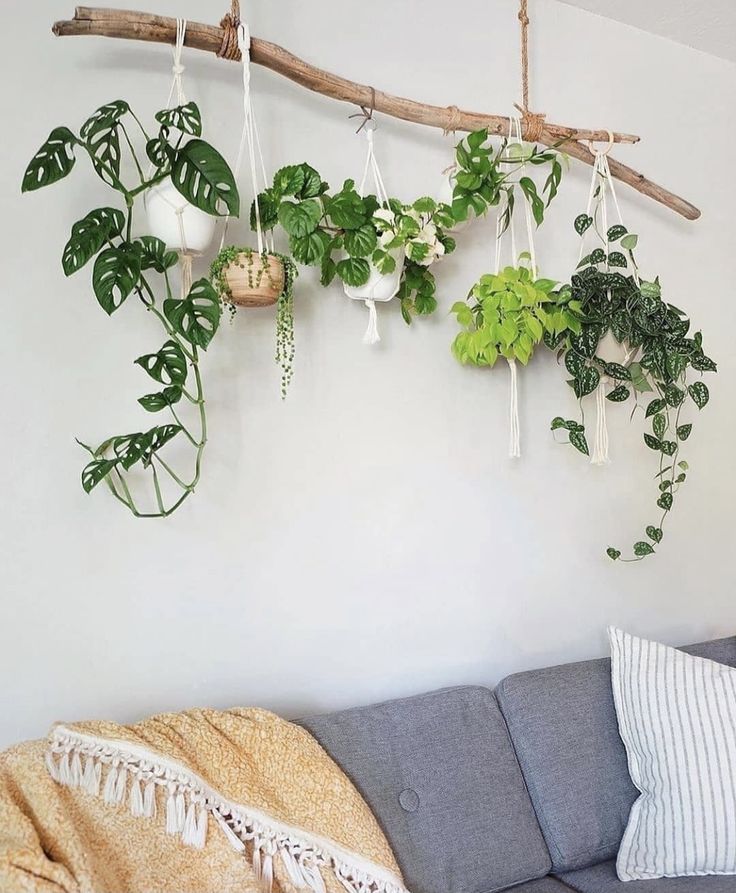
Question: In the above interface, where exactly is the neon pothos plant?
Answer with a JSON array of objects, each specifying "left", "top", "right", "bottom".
[
  {"left": 22, "top": 99, "right": 239, "bottom": 517},
  {"left": 251, "top": 162, "right": 456, "bottom": 322},
  {"left": 550, "top": 219, "right": 716, "bottom": 561}
]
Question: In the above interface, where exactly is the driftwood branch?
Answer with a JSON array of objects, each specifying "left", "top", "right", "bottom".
[{"left": 52, "top": 6, "right": 700, "bottom": 221}]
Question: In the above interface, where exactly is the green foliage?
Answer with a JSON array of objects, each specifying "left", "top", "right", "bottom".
[
  {"left": 551, "top": 215, "right": 716, "bottom": 561},
  {"left": 23, "top": 100, "right": 239, "bottom": 517}
]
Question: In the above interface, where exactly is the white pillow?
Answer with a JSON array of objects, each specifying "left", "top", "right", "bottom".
[{"left": 609, "top": 627, "right": 736, "bottom": 881}]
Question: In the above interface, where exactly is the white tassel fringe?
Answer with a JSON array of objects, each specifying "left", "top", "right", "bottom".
[
  {"left": 363, "top": 300, "right": 380, "bottom": 345},
  {"left": 507, "top": 358, "right": 521, "bottom": 459},
  {"left": 591, "top": 378, "right": 610, "bottom": 466}
]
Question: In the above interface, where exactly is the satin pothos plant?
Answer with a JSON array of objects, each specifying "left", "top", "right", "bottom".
[{"left": 22, "top": 99, "right": 239, "bottom": 517}]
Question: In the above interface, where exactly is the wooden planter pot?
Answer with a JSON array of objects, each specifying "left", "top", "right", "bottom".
[{"left": 220, "top": 252, "right": 285, "bottom": 307}]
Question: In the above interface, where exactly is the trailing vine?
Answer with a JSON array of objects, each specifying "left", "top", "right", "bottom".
[
  {"left": 211, "top": 247, "right": 299, "bottom": 398},
  {"left": 22, "top": 99, "right": 238, "bottom": 516},
  {"left": 550, "top": 218, "right": 716, "bottom": 560}
]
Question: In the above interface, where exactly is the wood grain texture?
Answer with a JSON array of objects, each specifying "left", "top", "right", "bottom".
[{"left": 52, "top": 6, "right": 700, "bottom": 220}]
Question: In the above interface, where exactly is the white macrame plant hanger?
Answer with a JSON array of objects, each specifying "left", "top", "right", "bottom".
[
  {"left": 343, "top": 121, "right": 402, "bottom": 345},
  {"left": 493, "top": 116, "right": 539, "bottom": 459},
  {"left": 576, "top": 133, "right": 637, "bottom": 466},
  {"left": 219, "top": 20, "right": 275, "bottom": 261}
]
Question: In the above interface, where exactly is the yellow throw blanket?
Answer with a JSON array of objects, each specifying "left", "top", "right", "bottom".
[{"left": 0, "top": 708, "right": 408, "bottom": 893}]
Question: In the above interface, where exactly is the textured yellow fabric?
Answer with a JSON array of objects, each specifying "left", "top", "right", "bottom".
[{"left": 0, "top": 708, "right": 404, "bottom": 893}]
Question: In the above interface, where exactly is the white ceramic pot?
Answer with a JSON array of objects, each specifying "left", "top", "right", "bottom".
[
  {"left": 343, "top": 247, "right": 403, "bottom": 303},
  {"left": 145, "top": 180, "right": 216, "bottom": 254}
]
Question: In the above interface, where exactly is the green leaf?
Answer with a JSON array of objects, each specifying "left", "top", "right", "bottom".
[
  {"left": 646, "top": 526, "right": 663, "bottom": 543},
  {"left": 320, "top": 254, "right": 337, "bottom": 287},
  {"left": 519, "top": 177, "right": 544, "bottom": 225},
  {"left": 92, "top": 245, "right": 141, "bottom": 314},
  {"left": 336, "top": 257, "right": 371, "bottom": 287},
  {"left": 573, "top": 366, "right": 601, "bottom": 398},
  {"left": 599, "top": 361, "right": 631, "bottom": 381},
  {"left": 467, "top": 129, "right": 488, "bottom": 150},
  {"left": 250, "top": 190, "right": 279, "bottom": 232},
  {"left": 291, "top": 229, "right": 331, "bottom": 265},
  {"left": 62, "top": 207, "right": 125, "bottom": 276},
  {"left": 574, "top": 214, "right": 592, "bottom": 236},
  {"left": 646, "top": 398, "right": 666, "bottom": 418},
  {"left": 664, "top": 383, "right": 685, "bottom": 407},
  {"left": 80, "top": 100, "right": 129, "bottom": 141},
  {"left": 644, "top": 433, "right": 662, "bottom": 451},
  {"left": 164, "top": 278, "right": 221, "bottom": 350},
  {"left": 111, "top": 432, "right": 152, "bottom": 470},
  {"left": 652, "top": 413, "right": 666, "bottom": 440},
  {"left": 608, "top": 251, "right": 627, "bottom": 268},
  {"left": 344, "top": 224, "right": 378, "bottom": 258},
  {"left": 661, "top": 441, "right": 678, "bottom": 456},
  {"left": 691, "top": 353, "right": 717, "bottom": 373},
  {"left": 81, "top": 457, "right": 118, "bottom": 493},
  {"left": 80, "top": 101, "right": 130, "bottom": 186},
  {"left": 171, "top": 139, "right": 239, "bottom": 216},
  {"left": 327, "top": 189, "right": 367, "bottom": 229},
  {"left": 679, "top": 460, "right": 689, "bottom": 471},
  {"left": 134, "top": 236, "right": 178, "bottom": 273},
  {"left": 144, "top": 424, "right": 182, "bottom": 458},
  {"left": 657, "top": 492, "right": 673, "bottom": 510},
  {"left": 621, "top": 233, "right": 638, "bottom": 250},
  {"left": 607, "top": 224, "right": 627, "bottom": 242},
  {"left": 273, "top": 164, "right": 306, "bottom": 196},
  {"left": 570, "top": 325, "right": 601, "bottom": 359},
  {"left": 413, "top": 196, "right": 437, "bottom": 213},
  {"left": 278, "top": 199, "right": 322, "bottom": 237},
  {"left": 138, "top": 385, "right": 182, "bottom": 413},
  {"left": 688, "top": 381, "right": 709, "bottom": 410},
  {"left": 629, "top": 362, "right": 653, "bottom": 393},
  {"left": 564, "top": 350, "right": 586, "bottom": 377},
  {"left": 634, "top": 541, "right": 655, "bottom": 557},
  {"left": 155, "top": 101, "right": 202, "bottom": 136},
  {"left": 297, "top": 164, "right": 325, "bottom": 199},
  {"left": 22, "top": 126, "right": 77, "bottom": 192},
  {"left": 607, "top": 384, "right": 630, "bottom": 402},
  {"left": 677, "top": 423, "right": 692, "bottom": 441},
  {"left": 570, "top": 429, "right": 589, "bottom": 455},
  {"left": 135, "top": 339, "right": 188, "bottom": 386},
  {"left": 606, "top": 547, "right": 621, "bottom": 561}
]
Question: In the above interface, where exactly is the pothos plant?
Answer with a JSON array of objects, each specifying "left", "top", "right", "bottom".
[
  {"left": 22, "top": 99, "right": 239, "bottom": 516},
  {"left": 250, "top": 161, "right": 456, "bottom": 323},
  {"left": 550, "top": 219, "right": 716, "bottom": 561}
]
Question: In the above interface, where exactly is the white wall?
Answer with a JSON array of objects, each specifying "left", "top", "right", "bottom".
[{"left": 2, "top": 0, "right": 735, "bottom": 749}]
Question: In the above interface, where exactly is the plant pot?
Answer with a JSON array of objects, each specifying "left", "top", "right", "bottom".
[
  {"left": 343, "top": 247, "right": 403, "bottom": 303},
  {"left": 145, "top": 180, "right": 216, "bottom": 254},
  {"left": 220, "top": 252, "right": 285, "bottom": 307}
]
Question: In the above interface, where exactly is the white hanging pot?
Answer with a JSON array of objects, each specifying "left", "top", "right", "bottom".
[
  {"left": 597, "top": 330, "right": 630, "bottom": 365},
  {"left": 343, "top": 247, "right": 403, "bottom": 303},
  {"left": 145, "top": 180, "right": 216, "bottom": 254}
]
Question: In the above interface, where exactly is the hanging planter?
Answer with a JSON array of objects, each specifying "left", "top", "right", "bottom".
[
  {"left": 211, "top": 247, "right": 285, "bottom": 307},
  {"left": 145, "top": 180, "right": 217, "bottom": 254}
]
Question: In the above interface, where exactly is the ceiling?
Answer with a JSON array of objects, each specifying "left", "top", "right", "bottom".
[{"left": 556, "top": 0, "right": 736, "bottom": 63}]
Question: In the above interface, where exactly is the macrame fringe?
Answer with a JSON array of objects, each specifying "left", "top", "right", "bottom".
[
  {"left": 363, "top": 300, "right": 380, "bottom": 345},
  {"left": 590, "top": 378, "right": 610, "bottom": 465},
  {"left": 507, "top": 358, "right": 521, "bottom": 459},
  {"left": 46, "top": 726, "right": 406, "bottom": 893}
]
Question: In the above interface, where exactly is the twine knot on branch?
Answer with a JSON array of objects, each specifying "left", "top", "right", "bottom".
[
  {"left": 514, "top": 103, "right": 546, "bottom": 142},
  {"left": 443, "top": 105, "right": 462, "bottom": 136},
  {"left": 218, "top": 0, "right": 242, "bottom": 61}
]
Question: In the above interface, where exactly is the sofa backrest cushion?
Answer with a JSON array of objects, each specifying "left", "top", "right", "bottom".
[
  {"left": 495, "top": 636, "right": 736, "bottom": 874},
  {"left": 301, "top": 685, "right": 551, "bottom": 893}
]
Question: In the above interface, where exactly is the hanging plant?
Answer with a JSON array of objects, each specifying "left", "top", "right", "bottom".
[
  {"left": 550, "top": 222, "right": 716, "bottom": 561},
  {"left": 211, "top": 246, "right": 298, "bottom": 397},
  {"left": 252, "top": 162, "right": 456, "bottom": 323},
  {"left": 22, "top": 99, "right": 239, "bottom": 516}
]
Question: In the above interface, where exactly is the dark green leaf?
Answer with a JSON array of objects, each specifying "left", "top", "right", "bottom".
[
  {"left": 574, "top": 214, "right": 592, "bottom": 236},
  {"left": 134, "top": 236, "right": 178, "bottom": 273},
  {"left": 645, "top": 398, "right": 666, "bottom": 418},
  {"left": 606, "top": 547, "right": 621, "bottom": 561},
  {"left": 607, "top": 224, "right": 627, "bottom": 242},
  {"left": 164, "top": 277, "right": 221, "bottom": 349},
  {"left": 644, "top": 433, "right": 662, "bottom": 451},
  {"left": 570, "top": 429, "right": 589, "bottom": 455},
  {"left": 677, "top": 423, "right": 692, "bottom": 441},
  {"left": 344, "top": 224, "right": 378, "bottom": 258},
  {"left": 634, "top": 541, "right": 655, "bottom": 557},
  {"left": 652, "top": 413, "right": 666, "bottom": 439},
  {"left": 320, "top": 254, "right": 337, "bottom": 287},
  {"left": 112, "top": 432, "right": 152, "bottom": 470},
  {"left": 22, "top": 127, "right": 77, "bottom": 192},
  {"left": 291, "top": 229, "right": 331, "bottom": 265},
  {"left": 608, "top": 251, "right": 627, "bottom": 268},
  {"left": 336, "top": 257, "right": 371, "bottom": 287},
  {"left": 138, "top": 385, "right": 182, "bottom": 413},
  {"left": 145, "top": 424, "right": 182, "bottom": 458},
  {"left": 691, "top": 353, "right": 717, "bottom": 373},
  {"left": 171, "top": 139, "right": 239, "bottom": 216},
  {"left": 573, "top": 366, "right": 601, "bottom": 398},
  {"left": 135, "top": 339, "right": 188, "bottom": 386},
  {"left": 250, "top": 190, "right": 279, "bottom": 232},
  {"left": 564, "top": 350, "right": 586, "bottom": 377},
  {"left": 661, "top": 441, "right": 677, "bottom": 456},
  {"left": 62, "top": 207, "right": 125, "bottom": 276},
  {"left": 327, "top": 189, "right": 367, "bottom": 229},
  {"left": 688, "top": 381, "right": 709, "bottom": 410},
  {"left": 646, "top": 526, "right": 663, "bottom": 543},
  {"left": 519, "top": 177, "right": 544, "bottom": 226},
  {"left": 657, "top": 492, "right": 673, "bottom": 510},
  {"left": 599, "top": 361, "right": 631, "bottom": 381},
  {"left": 278, "top": 199, "right": 322, "bottom": 237},
  {"left": 155, "top": 101, "right": 202, "bottom": 136},
  {"left": 607, "top": 384, "right": 630, "bottom": 402},
  {"left": 92, "top": 245, "right": 141, "bottom": 314},
  {"left": 570, "top": 325, "right": 602, "bottom": 359},
  {"left": 81, "top": 457, "right": 118, "bottom": 493},
  {"left": 664, "top": 383, "right": 685, "bottom": 407}
]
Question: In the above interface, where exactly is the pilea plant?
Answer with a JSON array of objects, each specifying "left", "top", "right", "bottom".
[
  {"left": 451, "top": 261, "right": 580, "bottom": 367},
  {"left": 22, "top": 99, "right": 238, "bottom": 516},
  {"left": 550, "top": 221, "right": 716, "bottom": 560},
  {"left": 251, "top": 162, "right": 456, "bottom": 323},
  {"left": 211, "top": 247, "right": 299, "bottom": 398}
]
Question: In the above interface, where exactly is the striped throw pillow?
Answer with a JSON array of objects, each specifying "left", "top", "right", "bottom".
[{"left": 610, "top": 627, "right": 736, "bottom": 881}]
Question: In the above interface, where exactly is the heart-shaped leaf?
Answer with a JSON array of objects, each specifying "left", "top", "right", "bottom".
[
  {"left": 657, "top": 492, "right": 673, "bottom": 511},
  {"left": 691, "top": 353, "right": 717, "bottom": 373},
  {"left": 652, "top": 413, "right": 666, "bottom": 440},
  {"left": 607, "top": 224, "right": 627, "bottom": 242},
  {"left": 344, "top": 224, "right": 378, "bottom": 258},
  {"left": 677, "top": 423, "right": 692, "bottom": 441},
  {"left": 688, "top": 381, "right": 709, "bottom": 410},
  {"left": 646, "top": 526, "right": 663, "bottom": 543},
  {"left": 134, "top": 236, "right": 178, "bottom": 273},
  {"left": 573, "top": 366, "right": 601, "bottom": 398},
  {"left": 645, "top": 398, "right": 666, "bottom": 418},
  {"left": 171, "top": 139, "right": 239, "bottom": 217},
  {"left": 155, "top": 101, "right": 202, "bottom": 136},
  {"left": 290, "top": 230, "right": 331, "bottom": 266},
  {"left": 62, "top": 207, "right": 125, "bottom": 276},
  {"left": 608, "top": 251, "right": 627, "bottom": 268},
  {"left": 634, "top": 541, "right": 655, "bottom": 557},
  {"left": 574, "top": 214, "right": 592, "bottom": 236},
  {"left": 569, "top": 429, "right": 589, "bottom": 455},
  {"left": 164, "top": 278, "right": 221, "bottom": 350},
  {"left": 278, "top": 199, "right": 322, "bottom": 238},
  {"left": 600, "top": 361, "right": 631, "bottom": 381},
  {"left": 336, "top": 257, "right": 371, "bottom": 287},
  {"left": 606, "top": 384, "right": 630, "bottom": 403},
  {"left": 328, "top": 188, "right": 367, "bottom": 229},
  {"left": 138, "top": 385, "right": 183, "bottom": 413},
  {"left": 92, "top": 245, "right": 141, "bottom": 314},
  {"left": 22, "top": 127, "right": 77, "bottom": 192},
  {"left": 606, "top": 547, "right": 621, "bottom": 561},
  {"left": 570, "top": 324, "right": 602, "bottom": 359},
  {"left": 135, "top": 339, "right": 188, "bottom": 386},
  {"left": 644, "top": 433, "right": 662, "bottom": 451},
  {"left": 81, "top": 457, "right": 118, "bottom": 493}
]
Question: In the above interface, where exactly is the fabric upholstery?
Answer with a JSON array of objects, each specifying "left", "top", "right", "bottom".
[
  {"left": 495, "top": 637, "right": 736, "bottom": 873},
  {"left": 302, "top": 686, "right": 551, "bottom": 893},
  {"left": 610, "top": 628, "right": 736, "bottom": 881},
  {"left": 511, "top": 879, "right": 576, "bottom": 893},
  {"left": 560, "top": 859, "right": 736, "bottom": 893}
]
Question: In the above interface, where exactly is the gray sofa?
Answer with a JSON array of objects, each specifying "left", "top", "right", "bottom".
[{"left": 302, "top": 636, "right": 736, "bottom": 893}]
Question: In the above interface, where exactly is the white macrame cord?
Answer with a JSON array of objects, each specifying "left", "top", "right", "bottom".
[
  {"left": 494, "top": 117, "right": 538, "bottom": 459},
  {"left": 45, "top": 726, "right": 407, "bottom": 893}
]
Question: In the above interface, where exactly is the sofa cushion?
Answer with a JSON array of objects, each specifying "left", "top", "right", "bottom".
[
  {"left": 512, "top": 879, "right": 575, "bottom": 893},
  {"left": 560, "top": 859, "right": 736, "bottom": 893},
  {"left": 495, "top": 637, "right": 736, "bottom": 873},
  {"left": 301, "top": 686, "right": 551, "bottom": 893}
]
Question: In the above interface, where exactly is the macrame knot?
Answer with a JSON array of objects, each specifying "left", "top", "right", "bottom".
[
  {"left": 518, "top": 10, "right": 530, "bottom": 26},
  {"left": 172, "top": 63, "right": 185, "bottom": 76},
  {"left": 218, "top": 6, "right": 242, "bottom": 61},
  {"left": 514, "top": 104, "right": 546, "bottom": 143},
  {"left": 443, "top": 105, "right": 462, "bottom": 136}
]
